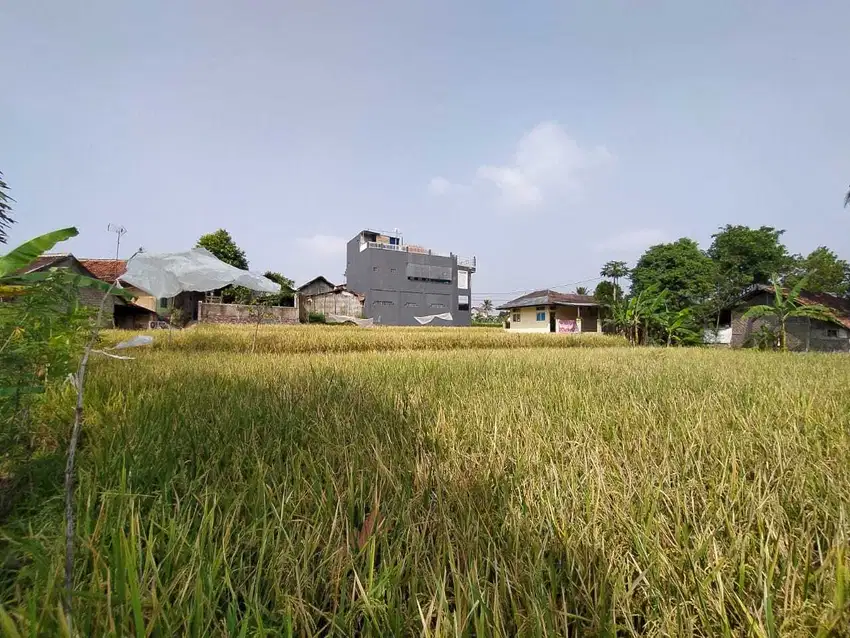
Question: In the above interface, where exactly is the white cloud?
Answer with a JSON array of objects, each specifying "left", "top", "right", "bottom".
[
  {"left": 594, "top": 229, "right": 667, "bottom": 254},
  {"left": 428, "top": 176, "right": 454, "bottom": 195},
  {"left": 296, "top": 234, "right": 347, "bottom": 257},
  {"left": 452, "top": 121, "right": 612, "bottom": 212}
]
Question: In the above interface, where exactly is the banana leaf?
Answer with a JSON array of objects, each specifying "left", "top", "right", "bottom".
[
  {"left": 0, "top": 227, "right": 78, "bottom": 278},
  {"left": 6, "top": 270, "right": 133, "bottom": 299}
]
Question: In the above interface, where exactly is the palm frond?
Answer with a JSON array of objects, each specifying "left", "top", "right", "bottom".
[
  {"left": 742, "top": 305, "right": 775, "bottom": 320},
  {"left": 844, "top": 186, "right": 850, "bottom": 208},
  {"left": 787, "top": 303, "right": 838, "bottom": 323}
]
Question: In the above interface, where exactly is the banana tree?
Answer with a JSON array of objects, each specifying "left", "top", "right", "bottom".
[
  {"left": 1, "top": 227, "right": 130, "bottom": 298},
  {"left": 742, "top": 275, "right": 837, "bottom": 351}
]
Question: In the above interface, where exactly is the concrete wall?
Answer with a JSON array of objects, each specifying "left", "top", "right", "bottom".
[
  {"left": 506, "top": 306, "right": 550, "bottom": 333},
  {"left": 506, "top": 305, "right": 601, "bottom": 334},
  {"left": 198, "top": 302, "right": 299, "bottom": 325},
  {"left": 304, "top": 290, "right": 364, "bottom": 317},
  {"left": 345, "top": 237, "right": 473, "bottom": 326},
  {"left": 731, "top": 292, "right": 850, "bottom": 352}
]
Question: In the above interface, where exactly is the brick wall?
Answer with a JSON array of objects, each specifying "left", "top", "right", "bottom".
[{"left": 198, "top": 302, "right": 299, "bottom": 325}]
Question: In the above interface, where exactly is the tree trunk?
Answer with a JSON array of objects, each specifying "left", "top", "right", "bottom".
[{"left": 779, "top": 319, "right": 787, "bottom": 352}]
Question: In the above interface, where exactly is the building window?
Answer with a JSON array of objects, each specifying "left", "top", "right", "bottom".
[
  {"left": 512, "top": 311, "right": 521, "bottom": 322},
  {"left": 458, "top": 294, "right": 470, "bottom": 312},
  {"left": 536, "top": 311, "right": 546, "bottom": 321},
  {"left": 827, "top": 328, "right": 839, "bottom": 338},
  {"left": 158, "top": 297, "right": 169, "bottom": 308},
  {"left": 458, "top": 270, "right": 469, "bottom": 290}
]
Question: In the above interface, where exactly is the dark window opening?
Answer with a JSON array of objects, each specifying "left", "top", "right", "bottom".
[{"left": 827, "top": 328, "right": 839, "bottom": 338}]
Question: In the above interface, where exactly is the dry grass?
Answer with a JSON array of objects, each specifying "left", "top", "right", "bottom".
[
  {"left": 99, "top": 323, "right": 627, "bottom": 354},
  {"left": 1, "top": 327, "right": 849, "bottom": 636}
]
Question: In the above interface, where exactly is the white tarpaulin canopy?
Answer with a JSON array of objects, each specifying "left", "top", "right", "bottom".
[
  {"left": 120, "top": 248, "right": 280, "bottom": 298},
  {"left": 414, "top": 312, "right": 453, "bottom": 325}
]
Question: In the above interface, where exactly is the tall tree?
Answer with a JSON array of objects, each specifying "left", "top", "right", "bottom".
[
  {"left": 708, "top": 225, "right": 793, "bottom": 289},
  {"left": 0, "top": 171, "right": 15, "bottom": 244},
  {"left": 593, "top": 280, "right": 623, "bottom": 307},
  {"left": 574, "top": 286, "right": 589, "bottom": 295},
  {"left": 786, "top": 247, "right": 850, "bottom": 295},
  {"left": 630, "top": 238, "right": 716, "bottom": 310},
  {"left": 600, "top": 260, "right": 629, "bottom": 301},
  {"left": 196, "top": 229, "right": 249, "bottom": 270},
  {"left": 742, "top": 276, "right": 836, "bottom": 351},
  {"left": 477, "top": 299, "right": 495, "bottom": 317},
  {"left": 257, "top": 271, "right": 295, "bottom": 306}
]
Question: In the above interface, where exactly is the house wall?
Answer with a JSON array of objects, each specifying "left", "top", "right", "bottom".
[
  {"left": 304, "top": 290, "right": 364, "bottom": 317},
  {"left": 731, "top": 293, "right": 850, "bottom": 352},
  {"left": 506, "top": 306, "right": 550, "bottom": 333},
  {"left": 299, "top": 279, "right": 334, "bottom": 297},
  {"left": 198, "top": 302, "right": 299, "bottom": 325},
  {"left": 506, "top": 305, "right": 602, "bottom": 333},
  {"left": 345, "top": 237, "right": 472, "bottom": 326}
]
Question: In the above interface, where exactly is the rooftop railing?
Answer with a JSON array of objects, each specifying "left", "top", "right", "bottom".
[{"left": 363, "top": 241, "right": 476, "bottom": 270}]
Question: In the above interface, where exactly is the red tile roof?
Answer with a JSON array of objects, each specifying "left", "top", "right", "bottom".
[{"left": 77, "top": 259, "right": 127, "bottom": 283}]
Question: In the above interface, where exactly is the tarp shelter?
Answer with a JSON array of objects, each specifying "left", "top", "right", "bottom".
[{"left": 120, "top": 248, "right": 280, "bottom": 298}]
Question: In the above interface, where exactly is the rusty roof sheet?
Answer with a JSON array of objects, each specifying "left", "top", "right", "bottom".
[
  {"left": 497, "top": 289, "right": 599, "bottom": 310},
  {"left": 742, "top": 284, "right": 850, "bottom": 330}
]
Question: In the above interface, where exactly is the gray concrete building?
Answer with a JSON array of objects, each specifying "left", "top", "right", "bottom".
[{"left": 345, "top": 229, "right": 476, "bottom": 326}]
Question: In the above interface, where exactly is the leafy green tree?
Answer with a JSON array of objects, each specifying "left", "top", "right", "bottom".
[
  {"left": 0, "top": 171, "right": 14, "bottom": 244},
  {"left": 599, "top": 260, "right": 629, "bottom": 301},
  {"left": 257, "top": 271, "right": 295, "bottom": 306},
  {"left": 742, "top": 276, "right": 837, "bottom": 351},
  {"left": 707, "top": 225, "right": 794, "bottom": 289},
  {"left": 630, "top": 239, "right": 715, "bottom": 310},
  {"left": 786, "top": 247, "right": 850, "bottom": 295},
  {"left": 593, "top": 280, "right": 623, "bottom": 307},
  {"left": 657, "top": 306, "right": 698, "bottom": 346},
  {"left": 574, "top": 286, "right": 588, "bottom": 295},
  {"left": 196, "top": 229, "right": 249, "bottom": 270}
]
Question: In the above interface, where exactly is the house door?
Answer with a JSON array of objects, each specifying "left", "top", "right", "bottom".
[{"left": 550, "top": 310, "right": 556, "bottom": 333}]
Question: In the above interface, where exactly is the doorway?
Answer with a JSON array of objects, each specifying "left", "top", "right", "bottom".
[{"left": 550, "top": 310, "right": 556, "bottom": 333}]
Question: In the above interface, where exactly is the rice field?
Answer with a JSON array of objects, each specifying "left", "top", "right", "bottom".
[{"left": 2, "top": 325, "right": 850, "bottom": 636}]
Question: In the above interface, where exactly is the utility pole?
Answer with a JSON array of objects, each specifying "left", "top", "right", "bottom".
[{"left": 107, "top": 224, "right": 127, "bottom": 260}]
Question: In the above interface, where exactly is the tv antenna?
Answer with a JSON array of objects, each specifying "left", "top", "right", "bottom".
[{"left": 107, "top": 224, "right": 127, "bottom": 259}]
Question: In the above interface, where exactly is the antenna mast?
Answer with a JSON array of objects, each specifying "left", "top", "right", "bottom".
[{"left": 107, "top": 224, "right": 127, "bottom": 260}]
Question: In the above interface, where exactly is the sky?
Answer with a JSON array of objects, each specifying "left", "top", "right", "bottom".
[{"left": 3, "top": 1, "right": 849, "bottom": 307}]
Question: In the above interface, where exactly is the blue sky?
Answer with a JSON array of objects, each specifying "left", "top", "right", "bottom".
[{"left": 3, "top": 1, "right": 849, "bottom": 306}]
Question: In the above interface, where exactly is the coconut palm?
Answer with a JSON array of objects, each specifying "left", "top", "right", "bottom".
[
  {"left": 476, "top": 298, "right": 495, "bottom": 317},
  {"left": 600, "top": 261, "right": 629, "bottom": 302},
  {"left": 844, "top": 185, "right": 850, "bottom": 208},
  {"left": 575, "top": 286, "right": 588, "bottom": 295},
  {"left": 742, "top": 275, "right": 837, "bottom": 351}
]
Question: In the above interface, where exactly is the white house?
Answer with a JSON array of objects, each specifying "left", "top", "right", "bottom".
[{"left": 498, "top": 289, "right": 602, "bottom": 334}]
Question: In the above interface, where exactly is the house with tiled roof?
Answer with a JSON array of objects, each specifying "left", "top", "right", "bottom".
[
  {"left": 21, "top": 254, "right": 158, "bottom": 329},
  {"left": 497, "top": 289, "right": 602, "bottom": 334}
]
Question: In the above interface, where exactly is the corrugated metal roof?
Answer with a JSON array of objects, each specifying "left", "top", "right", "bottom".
[{"left": 497, "top": 289, "right": 599, "bottom": 310}]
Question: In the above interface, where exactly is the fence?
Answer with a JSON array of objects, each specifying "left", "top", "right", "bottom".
[{"left": 198, "top": 302, "right": 299, "bottom": 325}]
